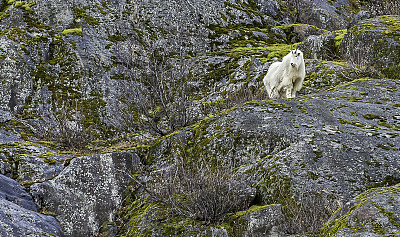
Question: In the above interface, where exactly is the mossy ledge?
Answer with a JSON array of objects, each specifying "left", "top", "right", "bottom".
[{"left": 321, "top": 185, "right": 400, "bottom": 236}]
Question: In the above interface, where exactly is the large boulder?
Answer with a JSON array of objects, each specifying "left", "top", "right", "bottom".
[
  {"left": 299, "top": 33, "right": 336, "bottom": 60},
  {"left": 30, "top": 151, "right": 142, "bottom": 237},
  {"left": 340, "top": 15, "right": 400, "bottom": 75},
  {"left": 0, "top": 175, "right": 63, "bottom": 236},
  {"left": 161, "top": 78, "right": 399, "bottom": 197}
]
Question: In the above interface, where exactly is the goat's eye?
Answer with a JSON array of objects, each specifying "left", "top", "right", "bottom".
[{"left": 298, "top": 53, "right": 300, "bottom": 56}]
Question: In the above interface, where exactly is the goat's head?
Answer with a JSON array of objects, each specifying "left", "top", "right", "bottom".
[{"left": 289, "top": 44, "right": 303, "bottom": 70}]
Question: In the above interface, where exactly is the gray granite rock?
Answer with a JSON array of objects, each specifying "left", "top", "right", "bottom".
[
  {"left": 0, "top": 198, "right": 63, "bottom": 237},
  {"left": 243, "top": 204, "right": 285, "bottom": 237},
  {"left": 296, "top": 0, "right": 350, "bottom": 31},
  {"left": 0, "top": 175, "right": 63, "bottom": 237},
  {"left": 299, "top": 33, "right": 336, "bottom": 60},
  {"left": 0, "top": 110, "right": 12, "bottom": 123},
  {"left": 30, "top": 151, "right": 142, "bottom": 237},
  {"left": 0, "top": 174, "right": 37, "bottom": 211}
]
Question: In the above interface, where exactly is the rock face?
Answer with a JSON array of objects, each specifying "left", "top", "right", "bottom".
[
  {"left": 30, "top": 151, "right": 141, "bottom": 237},
  {"left": 150, "top": 76, "right": 400, "bottom": 206},
  {"left": 1, "top": 0, "right": 400, "bottom": 236},
  {"left": 0, "top": 0, "right": 282, "bottom": 136},
  {"left": 299, "top": 33, "right": 336, "bottom": 60},
  {"left": 0, "top": 174, "right": 63, "bottom": 236}
]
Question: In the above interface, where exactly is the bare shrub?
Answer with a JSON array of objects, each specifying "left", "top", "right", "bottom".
[
  {"left": 282, "top": 189, "right": 339, "bottom": 235},
  {"left": 200, "top": 83, "right": 267, "bottom": 117},
  {"left": 147, "top": 157, "right": 251, "bottom": 224},
  {"left": 119, "top": 35, "right": 198, "bottom": 136},
  {"left": 34, "top": 110, "right": 93, "bottom": 150},
  {"left": 257, "top": 177, "right": 339, "bottom": 236}
]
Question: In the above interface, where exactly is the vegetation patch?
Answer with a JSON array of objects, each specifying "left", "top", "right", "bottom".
[{"left": 381, "top": 64, "right": 400, "bottom": 79}]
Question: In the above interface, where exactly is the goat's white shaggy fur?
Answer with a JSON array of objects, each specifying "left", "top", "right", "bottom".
[{"left": 263, "top": 46, "right": 305, "bottom": 99}]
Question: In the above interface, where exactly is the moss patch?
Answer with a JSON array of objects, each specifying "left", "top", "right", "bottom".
[{"left": 62, "top": 28, "right": 83, "bottom": 36}]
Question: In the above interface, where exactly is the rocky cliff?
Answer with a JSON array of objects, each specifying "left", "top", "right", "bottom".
[{"left": 0, "top": 0, "right": 399, "bottom": 236}]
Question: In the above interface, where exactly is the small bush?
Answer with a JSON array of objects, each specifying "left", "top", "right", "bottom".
[
  {"left": 200, "top": 83, "right": 267, "bottom": 117},
  {"left": 282, "top": 189, "right": 339, "bottom": 235},
  {"left": 34, "top": 110, "right": 93, "bottom": 150},
  {"left": 147, "top": 158, "right": 251, "bottom": 224},
  {"left": 257, "top": 177, "right": 339, "bottom": 236}
]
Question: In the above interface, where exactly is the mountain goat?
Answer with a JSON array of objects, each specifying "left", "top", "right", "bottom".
[{"left": 263, "top": 45, "right": 305, "bottom": 99}]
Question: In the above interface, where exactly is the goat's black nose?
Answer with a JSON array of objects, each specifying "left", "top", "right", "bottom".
[{"left": 291, "top": 63, "right": 295, "bottom": 67}]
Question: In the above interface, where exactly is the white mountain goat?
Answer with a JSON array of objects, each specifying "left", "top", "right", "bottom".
[{"left": 263, "top": 45, "right": 305, "bottom": 99}]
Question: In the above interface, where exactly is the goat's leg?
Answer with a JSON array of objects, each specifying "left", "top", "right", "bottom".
[
  {"left": 269, "top": 87, "right": 279, "bottom": 99},
  {"left": 286, "top": 85, "right": 294, "bottom": 99},
  {"left": 292, "top": 78, "right": 303, "bottom": 97}
]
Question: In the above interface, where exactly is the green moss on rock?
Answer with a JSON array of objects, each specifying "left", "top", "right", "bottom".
[
  {"left": 362, "top": 114, "right": 382, "bottom": 120},
  {"left": 62, "top": 28, "right": 83, "bottom": 36},
  {"left": 321, "top": 185, "right": 400, "bottom": 236},
  {"left": 334, "top": 29, "right": 347, "bottom": 49}
]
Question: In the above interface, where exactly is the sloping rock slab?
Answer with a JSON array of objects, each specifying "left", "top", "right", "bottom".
[
  {"left": 149, "top": 78, "right": 400, "bottom": 202},
  {"left": 0, "top": 198, "right": 63, "bottom": 237},
  {"left": 0, "top": 174, "right": 37, "bottom": 211},
  {"left": 30, "top": 151, "right": 142, "bottom": 237}
]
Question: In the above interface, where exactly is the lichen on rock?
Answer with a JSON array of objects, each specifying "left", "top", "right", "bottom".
[{"left": 322, "top": 184, "right": 400, "bottom": 236}]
